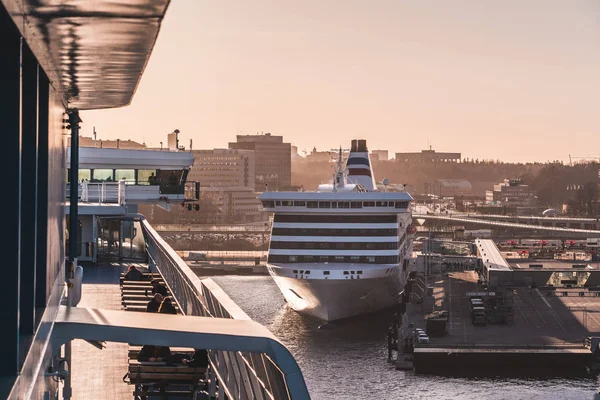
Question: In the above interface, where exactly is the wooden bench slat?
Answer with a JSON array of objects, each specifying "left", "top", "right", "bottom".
[
  {"left": 129, "top": 366, "right": 207, "bottom": 374},
  {"left": 133, "top": 391, "right": 195, "bottom": 397},
  {"left": 129, "top": 373, "right": 202, "bottom": 380}
]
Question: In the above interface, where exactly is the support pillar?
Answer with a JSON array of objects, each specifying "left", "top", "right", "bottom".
[
  {"left": 35, "top": 69, "right": 50, "bottom": 307},
  {"left": 20, "top": 40, "right": 39, "bottom": 335},
  {"left": 0, "top": 4, "right": 22, "bottom": 375},
  {"left": 68, "top": 110, "right": 80, "bottom": 265}
]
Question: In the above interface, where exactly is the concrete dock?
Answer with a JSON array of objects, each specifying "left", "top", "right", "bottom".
[{"left": 405, "top": 269, "right": 600, "bottom": 376}]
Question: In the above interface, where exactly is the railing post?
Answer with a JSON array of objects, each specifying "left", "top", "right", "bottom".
[
  {"left": 101, "top": 181, "right": 105, "bottom": 203},
  {"left": 118, "top": 179, "right": 125, "bottom": 205}
]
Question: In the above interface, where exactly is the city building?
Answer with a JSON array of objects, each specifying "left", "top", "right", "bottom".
[
  {"left": 188, "top": 149, "right": 255, "bottom": 189},
  {"left": 229, "top": 133, "right": 291, "bottom": 191},
  {"left": 305, "top": 147, "right": 335, "bottom": 163},
  {"left": 395, "top": 146, "right": 461, "bottom": 163},
  {"left": 202, "top": 187, "right": 266, "bottom": 223},
  {"left": 371, "top": 150, "right": 389, "bottom": 161},
  {"left": 434, "top": 179, "right": 473, "bottom": 197},
  {"left": 486, "top": 179, "right": 537, "bottom": 207},
  {"left": 291, "top": 145, "right": 300, "bottom": 160}
]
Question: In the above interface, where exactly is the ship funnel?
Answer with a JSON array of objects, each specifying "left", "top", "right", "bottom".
[{"left": 345, "top": 139, "right": 376, "bottom": 191}]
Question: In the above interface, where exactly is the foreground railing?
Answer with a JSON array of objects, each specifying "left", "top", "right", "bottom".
[{"left": 141, "top": 218, "right": 307, "bottom": 400}]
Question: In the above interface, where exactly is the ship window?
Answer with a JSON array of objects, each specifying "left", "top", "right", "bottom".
[
  {"left": 281, "top": 200, "right": 293, "bottom": 206},
  {"left": 357, "top": 271, "right": 363, "bottom": 274},
  {"left": 289, "top": 255, "right": 298, "bottom": 262},
  {"left": 376, "top": 201, "right": 387, "bottom": 207},
  {"left": 320, "top": 243, "right": 330, "bottom": 249},
  {"left": 351, "top": 271, "right": 355, "bottom": 274},
  {"left": 367, "top": 256, "right": 376, "bottom": 263},
  {"left": 350, "top": 202, "right": 363, "bottom": 209},
  {"left": 261, "top": 200, "right": 275, "bottom": 208},
  {"left": 76, "top": 169, "right": 91, "bottom": 183},
  {"left": 138, "top": 169, "right": 158, "bottom": 185},
  {"left": 319, "top": 256, "right": 329, "bottom": 262},
  {"left": 92, "top": 169, "right": 114, "bottom": 182},
  {"left": 324, "top": 271, "right": 330, "bottom": 275},
  {"left": 305, "top": 256, "right": 314, "bottom": 262},
  {"left": 363, "top": 201, "right": 375, "bottom": 207},
  {"left": 293, "top": 270, "right": 298, "bottom": 273},
  {"left": 343, "top": 271, "right": 349, "bottom": 275},
  {"left": 307, "top": 201, "right": 318, "bottom": 208},
  {"left": 116, "top": 169, "right": 135, "bottom": 184},
  {"left": 305, "top": 270, "right": 311, "bottom": 274},
  {"left": 350, "top": 256, "right": 360, "bottom": 262},
  {"left": 319, "top": 201, "right": 331, "bottom": 208},
  {"left": 331, "top": 202, "right": 338, "bottom": 209},
  {"left": 336, "top": 243, "right": 345, "bottom": 249},
  {"left": 338, "top": 202, "right": 350, "bottom": 208},
  {"left": 388, "top": 202, "right": 395, "bottom": 207},
  {"left": 294, "top": 201, "right": 306, "bottom": 206},
  {"left": 335, "top": 256, "right": 344, "bottom": 262},
  {"left": 275, "top": 201, "right": 281, "bottom": 206},
  {"left": 395, "top": 201, "right": 409, "bottom": 209}
]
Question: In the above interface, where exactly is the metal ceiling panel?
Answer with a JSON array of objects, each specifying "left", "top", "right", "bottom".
[{"left": 2, "top": 0, "right": 170, "bottom": 110}]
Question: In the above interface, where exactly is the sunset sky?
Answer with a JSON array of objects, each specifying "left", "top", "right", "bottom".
[{"left": 80, "top": 0, "right": 600, "bottom": 163}]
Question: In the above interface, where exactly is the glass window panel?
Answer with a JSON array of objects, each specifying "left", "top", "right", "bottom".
[
  {"left": 116, "top": 169, "right": 135, "bottom": 184},
  {"left": 138, "top": 169, "right": 158, "bottom": 185},
  {"left": 93, "top": 169, "right": 114, "bottom": 182}
]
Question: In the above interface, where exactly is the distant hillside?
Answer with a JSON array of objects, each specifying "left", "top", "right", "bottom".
[{"left": 292, "top": 159, "right": 545, "bottom": 196}]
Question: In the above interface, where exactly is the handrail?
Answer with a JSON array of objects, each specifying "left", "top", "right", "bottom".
[{"left": 139, "top": 216, "right": 308, "bottom": 399}]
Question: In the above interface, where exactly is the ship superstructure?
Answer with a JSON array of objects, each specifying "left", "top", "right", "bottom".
[{"left": 259, "top": 140, "right": 413, "bottom": 321}]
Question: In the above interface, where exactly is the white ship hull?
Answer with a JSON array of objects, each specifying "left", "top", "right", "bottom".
[{"left": 268, "top": 264, "right": 402, "bottom": 321}]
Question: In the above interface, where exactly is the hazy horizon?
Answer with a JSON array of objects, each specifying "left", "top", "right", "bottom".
[{"left": 80, "top": 0, "right": 600, "bottom": 163}]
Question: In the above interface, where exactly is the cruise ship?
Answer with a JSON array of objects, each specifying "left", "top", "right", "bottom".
[{"left": 259, "top": 140, "right": 413, "bottom": 321}]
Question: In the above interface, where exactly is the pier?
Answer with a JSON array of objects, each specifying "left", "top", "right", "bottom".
[{"left": 390, "top": 239, "right": 600, "bottom": 377}]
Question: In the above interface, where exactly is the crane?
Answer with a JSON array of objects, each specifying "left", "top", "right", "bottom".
[{"left": 569, "top": 154, "right": 600, "bottom": 166}]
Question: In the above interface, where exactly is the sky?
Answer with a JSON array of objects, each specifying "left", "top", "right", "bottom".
[{"left": 80, "top": 0, "right": 600, "bottom": 163}]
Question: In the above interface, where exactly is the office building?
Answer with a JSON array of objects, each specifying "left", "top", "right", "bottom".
[{"left": 229, "top": 133, "right": 291, "bottom": 191}]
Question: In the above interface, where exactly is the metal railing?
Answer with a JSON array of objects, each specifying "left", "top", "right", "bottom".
[
  {"left": 66, "top": 181, "right": 124, "bottom": 204},
  {"left": 140, "top": 217, "right": 306, "bottom": 399}
]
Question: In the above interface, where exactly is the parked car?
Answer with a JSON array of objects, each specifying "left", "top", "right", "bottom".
[{"left": 416, "top": 333, "right": 430, "bottom": 344}]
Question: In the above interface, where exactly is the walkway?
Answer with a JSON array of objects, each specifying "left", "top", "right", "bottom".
[{"left": 70, "top": 263, "right": 140, "bottom": 400}]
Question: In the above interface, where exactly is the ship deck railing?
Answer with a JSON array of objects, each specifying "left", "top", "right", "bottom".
[{"left": 140, "top": 217, "right": 307, "bottom": 400}]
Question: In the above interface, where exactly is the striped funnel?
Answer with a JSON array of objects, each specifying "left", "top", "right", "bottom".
[{"left": 345, "top": 139, "right": 376, "bottom": 191}]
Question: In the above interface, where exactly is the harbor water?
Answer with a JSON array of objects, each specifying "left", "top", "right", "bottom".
[{"left": 211, "top": 275, "right": 598, "bottom": 400}]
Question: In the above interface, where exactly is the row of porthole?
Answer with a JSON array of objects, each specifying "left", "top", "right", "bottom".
[{"left": 291, "top": 270, "right": 364, "bottom": 275}]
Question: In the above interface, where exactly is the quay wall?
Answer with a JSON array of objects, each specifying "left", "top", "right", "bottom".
[{"left": 413, "top": 348, "right": 590, "bottom": 376}]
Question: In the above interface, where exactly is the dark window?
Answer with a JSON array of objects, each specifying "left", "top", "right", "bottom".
[
  {"left": 261, "top": 200, "right": 275, "bottom": 208},
  {"left": 363, "top": 201, "right": 375, "bottom": 207},
  {"left": 273, "top": 214, "right": 397, "bottom": 223},
  {"left": 324, "top": 271, "right": 330, "bottom": 275},
  {"left": 271, "top": 228, "right": 398, "bottom": 236},
  {"left": 351, "top": 201, "right": 363, "bottom": 209},
  {"left": 294, "top": 201, "right": 306, "bottom": 206},
  {"left": 338, "top": 201, "right": 350, "bottom": 208},
  {"left": 307, "top": 201, "right": 318, "bottom": 208},
  {"left": 319, "top": 201, "right": 331, "bottom": 208},
  {"left": 281, "top": 200, "right": 293, "bottom": 206},
  {"left": 395, "top": 201, "right": 409, "bottom": 209}
]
